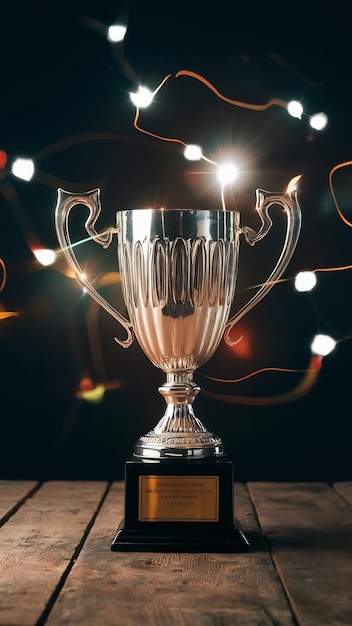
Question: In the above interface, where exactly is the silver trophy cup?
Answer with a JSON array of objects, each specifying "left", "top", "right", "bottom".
[{"left": 55, "top": 186, "right": 301, "bottom": 551}]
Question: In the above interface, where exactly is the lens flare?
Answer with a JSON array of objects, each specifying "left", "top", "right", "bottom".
[
  {"left": 217, "top": 163, "right": 238, "bottom": 186},
  {"left": 130, "top": 86, "right": 154, "bottom": 108}
]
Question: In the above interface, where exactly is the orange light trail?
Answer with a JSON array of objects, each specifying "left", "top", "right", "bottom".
[
  {"left": 0, "top": 258, "right": 6, "bottom": 293},
  {"left": 0, "top": 257, "right": 19, "bottom": 319},
  {"left": 132, "top": 69, "right": 289, "bottom": 164},
  {"left": 204, "top": 366, "right": 307, "bottom": 384},
  {"left": 329, "top": 160, "right": 352, "bottom": 228},
  {"left": 313, "top": 263, "right": 352, "bottom": 273},
  {"left": 133, "top": 107, "right": 188, "bottom": 148},
  {"left": 202, "top": 355, "right": 322, "bottom": 406},
  {"left": 175, "top": 69, "right": 288, "bottom": 111}
]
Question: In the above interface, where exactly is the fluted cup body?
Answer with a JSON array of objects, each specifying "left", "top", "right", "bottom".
[{"left": 117, "top": 209, "right": 240, "bottom": 375}]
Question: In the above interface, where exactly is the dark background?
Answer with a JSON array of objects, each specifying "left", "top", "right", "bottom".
[{"left": 0, "top": 0, "right": 351, "bottom": 481}]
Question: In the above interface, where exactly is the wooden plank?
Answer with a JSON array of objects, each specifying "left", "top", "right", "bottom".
[
  {"left": 46, "top": 482, "right": 296, "bottom": 626},
  {"left": 0, "top": 480, "right": 108, "bottom": 626},
  {"left": 333, "top": 481, "right": 352, "bottom": 505},
  {"left": 248, "top": 482, "right": 352, "bottom": 626},
  {"left": 0, "top": 480, "right": 39, "bottom": 525}
]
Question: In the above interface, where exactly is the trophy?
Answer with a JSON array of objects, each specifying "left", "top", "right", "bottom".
[{"left": 55, "top": 185, "right": 301, "bottom": 552}]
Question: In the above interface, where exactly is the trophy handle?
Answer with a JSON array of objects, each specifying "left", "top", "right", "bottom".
[
  {"left": 55, "top": 188, "right": 134, "bottom": 348},
  {"left": 224, "top": 187, "right": 302, "bottom": 346}
]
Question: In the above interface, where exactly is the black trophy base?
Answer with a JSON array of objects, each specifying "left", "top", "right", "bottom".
[
  {"left": 111, "top": 457, "right": 249, "bottom": 553},
  {"left": 111, "top": 519, "right": 248, "bottom": 552}
]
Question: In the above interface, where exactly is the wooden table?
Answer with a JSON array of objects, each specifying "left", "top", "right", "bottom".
[{"left": 1, "top": 480, "right": 351, "bottom": 625}]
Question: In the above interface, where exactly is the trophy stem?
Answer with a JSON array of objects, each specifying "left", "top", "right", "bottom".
[{"left": 134, "top": 372, "right": 225, "bottom": 459}]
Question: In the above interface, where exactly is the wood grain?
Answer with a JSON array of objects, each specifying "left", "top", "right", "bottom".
[
  {"left": 45, "top": 482, "right": 295, "bottom": 626},
  {"left": 333, "top": 481, "right": 352, "bottom": 505},
  {"left": 0, "top": 481, "right": 108, "bottom": 626},
  {"left": 0, "top": 480, "right": 39, "bottom": 525},
  {"left": 248, "top": 482, "right": 352, "bottom": 626}
]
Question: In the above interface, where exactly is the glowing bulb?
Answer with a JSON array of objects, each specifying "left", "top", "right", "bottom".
[
  {"left": 217, "top": 163, "right": 238, "bottom": 186},
  {"left": 294, "top": 271, "right": 317, "bottom": 292},
  {"left": 107, "top": 24, "right": 127, "bottom": 42},
  {"left": 311, "top": 334, "right": 336, "bottom": 356},
  {"left": 33, "top": 248, "right": 57, "bottom": 266},
  {"left": 287, "top": 100, "right": 304, "bottom": 119},
  {"left": 130, "top": 86, "right": 154, "bottom": 108},
  {"left": 11, "top": 158, "right": 35, "bottom": 181},
  {"left": 309, "top": 112, "right": 328, "bottom": 131},
  {"left": 184, "top": 144, "right": 203, "bottom": 161}
]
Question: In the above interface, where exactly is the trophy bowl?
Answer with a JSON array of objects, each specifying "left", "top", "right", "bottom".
[{"left": 55, "top": 186, "right": 301, "bottom": 551}]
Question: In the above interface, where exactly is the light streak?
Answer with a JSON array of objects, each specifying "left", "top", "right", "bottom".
[
  {"left": 312, "top": 263, "right": 352, "bottom": 273},
  {"left": 0, "top": 258, "right": 19, "bottom": 318},
  {"left": 174, "top": 69, "right": 288, "bottom": 111},
  {"left": 0, "top": 311, "right": 19, "bottom": 319},
  {"left": 75, "top": 377, "right": 123, "bottom": 403},
  {"left": 0, "top": 258, "right": 6, "bottom": 293},
  {"left": 329, "top": 160, "right": 352, "bottom": 228},
  {"left": 204, "top": 366, "right": 307, "bottom": 384},
  {"left": 202, "top": 355, "right": 322, "bottom": 406},
  {"left": 130, "top": 69, "right": 293, "bottom": 167}
]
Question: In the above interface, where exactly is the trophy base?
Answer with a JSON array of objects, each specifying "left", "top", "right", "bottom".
[
  {"left": 111, "top": 457, "right": 249, "bottom": 553},
  {"left": 111, "top": 521, "right": 247, "bottom": 552}
]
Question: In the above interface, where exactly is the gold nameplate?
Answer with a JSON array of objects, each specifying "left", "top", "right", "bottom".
[{"left": 138, "top": 475, "right": 219, "bottom": 522}]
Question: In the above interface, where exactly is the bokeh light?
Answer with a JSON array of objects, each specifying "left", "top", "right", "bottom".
[
  {"left": 217, "top": 162, "right": 238, "bottom": 186},
  {"left": 11, "top": 158, "right": 35, "bottom": 181},
  {"left": 184, "top": 144, "right": 203, "bottom": 161},
  {"left": 130, "top": 86, "right": 154, "bottom": 108},
  {"left": 287, "top": 100, "right": 304, "bottom": 119},
  {"left": 311, "top": 334, "right": 336, "bottom": 356},
  {"left": 33, "top": 248, "right": 57, "bottom": 266},
  {"left": 107, "top": 24, "right": 127, "bottom": 42},
  {"left": 309, "top": 112, "right": 328, "bottom": 131},
  {"left": 294, "top": 271, "right": 317, "bottom": 292},
  {"left": 0, "top": 150, "right": 7, "bottom": 170}
]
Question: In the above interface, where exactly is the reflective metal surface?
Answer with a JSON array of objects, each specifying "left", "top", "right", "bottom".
[{"left": 55, "top": 191, "right": 301, "bottom": 460}]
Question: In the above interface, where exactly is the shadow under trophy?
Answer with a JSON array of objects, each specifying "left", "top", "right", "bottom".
[{"left": 55, "top": 184, "right": 301, "bottom": 552}]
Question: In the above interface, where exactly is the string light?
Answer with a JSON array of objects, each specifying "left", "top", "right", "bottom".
[
  {"left": 3, "top": 20, "right": 342, "bottom": 411},
  {"left": 129, "top": 85, "right": 154, "bottom": 108},
  {"left": 11, "top": 158, "right": 35, "bottom": 181},
  {"left": 216, "top": 162, "right": 239, "bottom": 186},
  {"left": 107, "top": 24, "right": 127, "bottom": 43},
  {"left": 309, "top": 112, "right": 328, "bottom": 131},
  {"left": 311, "top": 334, "right": 336, "bottom": 356},
  {"left": 294, "top": 271, "right": 317, "bottom": 292},
  {"left": 184, "top": 144, "right": 203, "bottom": 161},
  {"left": 33, "top": 248, "right": 57, "bottom": 266},
  {"left": 287, "top": 100, "right": 304, "bottom": 119}
]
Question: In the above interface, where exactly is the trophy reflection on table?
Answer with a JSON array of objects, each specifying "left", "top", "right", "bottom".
[{"left": 55, "top": 182, "right": 301, "bottom": 552}]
